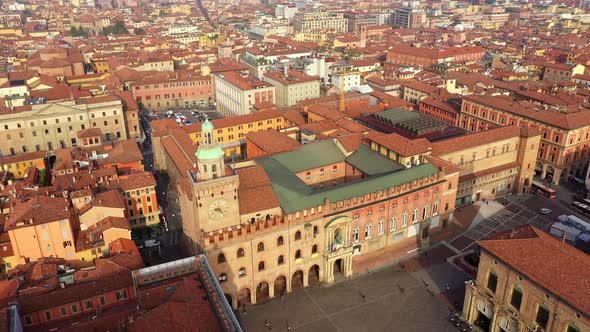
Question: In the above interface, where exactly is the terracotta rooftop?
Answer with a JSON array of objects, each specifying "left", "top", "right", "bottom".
[
  {"left": 478, "top": 225, "right": 590, "bottom": 316},
  {"left": 130, "top": 275, "right": 222, "bottom": 332},
  {"left": 77, "top": 128, "right": 102, "bottom": 138},
  {"left": 118, "top": 172, "right": 156, "bottom": 191},
  {"left": 235, "top": 165, "right": 280, "bottom": 215},
  {"left": 215, "top": 71, "right": 272, "bottom": 90},
  {"left": 0, "top": 150, "right": 46, "bottom": 166},
  {"left": 463, "top": 94, "right": 590, "bottom": 130},
  {"left": 369, "top": 132, "right": 431, "bottom": 157},
  {"left": 96, "top": 139, "right": 143, "bottom": 166},
  {"left": 5, "top": 196, "right": 70, "bottom": 231},
  {"left": 246, "top": 130, "right": 301, "bottom": 156},
  {"left": 431, "top": 125, "right": 524, "bottom": 156}
]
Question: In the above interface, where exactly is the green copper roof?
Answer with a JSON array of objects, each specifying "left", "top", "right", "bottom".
[
  {"left": 272, "top": 140, "right": 345, "bottom": 173},
  {"left": 257, "top": 141, "right": 439, "bottom": 214},
  {"left": 196, "top": 146, "right": 224, "bottom": 160},
  {"left": 201, "top": 118, "right": 214, "bottom": 132},
  {"left": 345, "top": 144, "right": 404, "bottom": 176}
]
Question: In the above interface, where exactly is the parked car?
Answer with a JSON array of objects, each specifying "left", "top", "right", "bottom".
[
  {"left": 165, "top": 110, "right": 174, "bottom": 116},
  {"left": 144, "top": 239, "right": 160, "bottom": 248},
  {"left": 539, "top": 208, "right": 552, "bottom": 215},
  {"left": 182, "top": 120, "right": 192, "bottom": 125}
]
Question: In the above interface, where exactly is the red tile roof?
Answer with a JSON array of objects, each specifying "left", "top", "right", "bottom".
[
  {"left": 370, "top": 132, "right": 431, "bottom": 157},
  {"left": 4, "top": 196, "right": 70, "bottom": 231},
  {"left": 131, "top": 275, "right": 222, "bottom": 332},
  {"left": 118, "top": 172, "right": 156, "bottom": 191},
  {"left": 246, "top": 130, "right": 301, "bottom": 155},
  {"left": 235, "top": 165, "right": 280, "bottom": 215},
  {"left": 478, "top": 225, "right": 590, "bottom": 315},
  {"left": 431, "top": 125, "right": 523, "bottom": 156}
]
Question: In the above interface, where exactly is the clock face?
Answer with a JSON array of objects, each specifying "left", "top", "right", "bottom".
[{"left": 208, "top": 199, "right": 229, "bottom": 220}]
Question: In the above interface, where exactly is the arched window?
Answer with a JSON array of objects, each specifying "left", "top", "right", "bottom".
[
  {"left": 219, "top": 273, "right": 227, "bottom": 282},
  {"left": 277, "top": 236, "right": 284, "bottom": 246},
  {"left": 378, "top": 220, "right": 384, "bottom": 235},
  {"left": 365, "top": 224, "right": 372, "bottom": 239},
  {"left": 332, "top": 165, "right": 338, "bottom": 172},
  {"left": 238, "top": 267, "right": 246, "bottom": 277},
  {"left": 390, "top": 217, "right": 396, "bottom": 232},
  {"left": 320, "top": 168, "right": 324, "bottom": 175},
  {"left": 412, "top": 209, "right": 418, "bottom": 223},
  {"left": 352, "top": 228, "right": 359, "bottom": 242},
  {"left": 402, "top": 213, "right": 408, "bottom": 227},
  {"left": 258, "top": 261, "right": 265, "bottom": 271},
  {"left": 423, "top": 206, "right": 429, "bottom": 219},
  {"left": 313, "top": 226, "right": 318, "bottom": 237},
  {"left": 306, "top": 171, "right": 311, "bottom": 179},
  {"left": 217, "top": 253, "right": 226, "bottom": 264},
  {"left": 295, "top": 231, "right": 301, "bottom": 241},
  {"left": 212, "top": 164, "right": 217, "bottom": 172},
  {"left": 432, "top": 202, "right": 439, "bottom": 216},
  {"left": 312, "top": 244, "right": 318, "bottom": 254},
  {"left": 295, "top": 250, "right": 301, "bottom": 260},
  {"left": 277, "top": 255, "right": 284, "bottom": 265},
  {"left": 257, "top": 242, "right": 265, "bottom": 252},
  {"left": 237, "top": 248, "right": 245, "bottom": 258}
]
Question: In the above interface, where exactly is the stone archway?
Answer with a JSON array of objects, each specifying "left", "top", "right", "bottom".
[
  {"left": 274, "top": 275, "right": 287, "bottom": 297},
  {"left": 545, "top": 165, "right": 555, "bottom": 181},
  {"left": 238, "top": 288, "right": 251, "bottom": 307},
  {"left": 308, "top": 265, "right": 320, "bottom": 286},
  {"left": 534, "top": 162, "right": 544, "bottom": 177},
  {"left": 291, "top": 270, "right": 304, "bottom": 291},
  {"left": 256, "top": 281, "right": 270, "bottom": 303}
]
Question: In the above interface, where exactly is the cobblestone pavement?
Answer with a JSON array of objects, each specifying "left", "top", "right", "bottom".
[{"left": 241, "top": 246, "right": 466, "bottom": 332}]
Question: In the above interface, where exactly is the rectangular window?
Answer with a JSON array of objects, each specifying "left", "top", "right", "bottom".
[
  {"left": 99, "top": 296, "right": 106, "bottom": 305},
  {"left": 24, "top": 316, "right": 32, "bottom": 326},
  {"left": 45, "top": 311, "right": 52, "bottom": 320},
  {"left": 536, "top": 305, "right": 550, "bottom": 329},
  {"left": 71, "top": 304, "right": 78, "bottom": 313},
  {"left": 510, "top": 288, "right": 523, "bottom": 311},
  {"left": 487, "top": 272, "right": 498, "bottom": 293},
  {"left": 116, "top": 290, "right": 126, "bottom": 300},
  {"left": 60, "top": 307, "right": 67, "bottom": 316}
]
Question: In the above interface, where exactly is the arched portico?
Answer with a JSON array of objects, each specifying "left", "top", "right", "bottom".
[
  {"left": 308, "top": 264, "right": 320, "bottom": 286},
  {"left": 274, "top": 275, "right": 287, "bottom": 297}
]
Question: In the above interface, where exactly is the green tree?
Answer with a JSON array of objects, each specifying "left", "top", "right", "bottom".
[{"left": 102, "top": 20, "right": 129, "bottom": 35}]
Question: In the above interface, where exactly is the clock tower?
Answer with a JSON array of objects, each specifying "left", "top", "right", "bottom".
[
  {"left": 196, "top": 119, "right": 225, "bottom": 180},
  {"left": 193, "top": 119, "right": 240, "bottom": 234}
]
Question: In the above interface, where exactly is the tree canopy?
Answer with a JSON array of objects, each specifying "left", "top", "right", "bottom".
[{"left": 102, "top": 20, "right": 129, "bottom": 35}]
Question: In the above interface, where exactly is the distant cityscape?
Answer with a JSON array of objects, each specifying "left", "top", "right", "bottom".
[{"left": 0, "top": 0, "right": 589, "bottom": 331}]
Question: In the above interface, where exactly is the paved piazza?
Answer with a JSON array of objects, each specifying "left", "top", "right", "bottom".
[
  {"left": 240, "top": 246, "right": 465, "bottom": 332},
  {"left": 240, "top": 192, "right": 576, "bottom": 332},
  {"left": 448, "top": 194, "right": 558, "bottom": 253}
]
